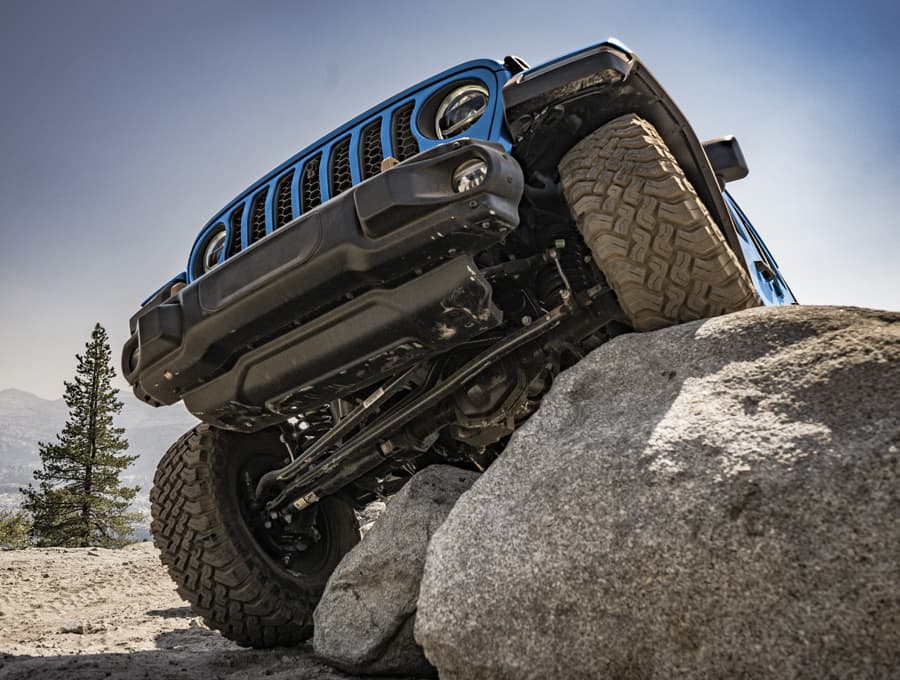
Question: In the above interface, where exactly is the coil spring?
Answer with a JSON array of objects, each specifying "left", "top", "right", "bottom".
[
  {"left": 300, "top": 405, "right": 334, "bottom": 443},
  {"left": 535, "top": 226, "right": 594, "bottom": 306}
]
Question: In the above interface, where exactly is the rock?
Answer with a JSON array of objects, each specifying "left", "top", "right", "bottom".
[
  {"left": 59, "top": 621, "right": 84, "bottom": 634},
  {"left": 59, "top": 620, "right": 107, "bottom": 635},
  {"left": 357, "top": 500, "right": 386, "bottom": 537},
  {"left": 415, "top": 306, "right": 900, "bottom": 679},
  {"left": 314, "top": 465, "right": 478, "bottom": 677}
]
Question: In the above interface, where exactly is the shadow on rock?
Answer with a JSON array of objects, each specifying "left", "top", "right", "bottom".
[{"left": 415, "top": 305, "right": 900, "bottom": 679}]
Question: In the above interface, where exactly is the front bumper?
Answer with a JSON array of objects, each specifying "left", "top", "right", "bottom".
[{"left": 123, "top": 139, "right": 524, "bottom": 431}]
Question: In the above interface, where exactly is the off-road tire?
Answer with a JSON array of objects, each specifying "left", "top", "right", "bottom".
[
  {"left": 559, "top": 113, "right": 760, "bottom": 331},
  {"left": 150, "top": 424, "right": 359, "bottom": 647}
]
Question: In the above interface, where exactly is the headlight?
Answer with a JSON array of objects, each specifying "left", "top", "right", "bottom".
[
  {"left": 129, "top": 345, "right": 141, "bottom": 373},
  {"left": 435, "top": 84, "right": 489, "bottom": 139},
  {"left": 452, "top": 159, "right": 488, "bottom": 192},
  {"left": 201, "top": 228, "right": 227, "bottom": 274}
]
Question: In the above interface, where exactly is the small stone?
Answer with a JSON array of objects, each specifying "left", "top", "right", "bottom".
[{"left": 60, "top": 621, "right": 86, "bottom": 634}]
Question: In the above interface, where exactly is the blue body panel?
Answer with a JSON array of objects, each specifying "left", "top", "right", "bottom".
[
  {"left": 185, "top": 59, "right": 514, "bottom": 284},
  {"left": 724, "top": 192, "right": 796, "bottom": 305}
]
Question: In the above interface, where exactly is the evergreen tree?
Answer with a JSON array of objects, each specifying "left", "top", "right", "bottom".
[{"left": 21, "top": 323, "right": 141, "bottom": 547}]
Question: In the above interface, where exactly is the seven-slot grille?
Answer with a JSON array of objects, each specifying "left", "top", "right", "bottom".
[{"left": 215, "top": 102, "right": 420, "bottom": 267}]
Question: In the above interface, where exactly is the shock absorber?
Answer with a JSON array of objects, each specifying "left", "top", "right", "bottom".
[{"left": 535, "top": 225, "right": 594, "bottom": 307}]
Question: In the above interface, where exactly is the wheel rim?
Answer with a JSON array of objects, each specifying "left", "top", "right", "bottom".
[{"left": 231, "top": 446, "right": 342, "bottom": 581}]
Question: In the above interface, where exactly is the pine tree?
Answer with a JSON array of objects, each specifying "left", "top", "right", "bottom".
[{"left": 21, "top": 323, "right": 141, "bottom": 547}]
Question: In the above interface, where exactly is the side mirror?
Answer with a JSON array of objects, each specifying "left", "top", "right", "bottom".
[{"left": 702, "top": 136, "right": 749, "bottom": 184}]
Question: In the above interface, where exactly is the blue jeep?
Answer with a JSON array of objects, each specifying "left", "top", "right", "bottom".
[{"left": 127, "top": 40, "right": 795, "bottom": 647}]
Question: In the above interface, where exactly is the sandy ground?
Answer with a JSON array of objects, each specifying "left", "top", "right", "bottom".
[{"left": 0, "top": 542, "right": 403, "bottom": 680}]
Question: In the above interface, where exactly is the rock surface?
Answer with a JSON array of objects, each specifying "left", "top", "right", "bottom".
[
  {"left": 415, "top": 305, "right": 900, "bottom": 679},
  {"left": 315, "top": 465, "right": 478, "bottom": 677}
]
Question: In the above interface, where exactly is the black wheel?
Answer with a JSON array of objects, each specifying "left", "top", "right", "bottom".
[
  {"left": 150, "top": 424, "right": 359, "bottom": 647},
  {"left": 559, "top": 113, "right": 760, "bottom": 331}
]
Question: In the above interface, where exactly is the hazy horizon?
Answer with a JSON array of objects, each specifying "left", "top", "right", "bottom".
[{"left": 2, "top": 0, "right": 898, "bottom": 400}]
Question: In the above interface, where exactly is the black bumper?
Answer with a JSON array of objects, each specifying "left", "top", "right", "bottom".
[{"left": 123, "top": 139, "right": 523, "bottom": 431}]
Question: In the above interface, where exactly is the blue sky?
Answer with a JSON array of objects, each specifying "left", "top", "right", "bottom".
[{"left": 1, "top": 0, "right": 898, "bottom": 399}]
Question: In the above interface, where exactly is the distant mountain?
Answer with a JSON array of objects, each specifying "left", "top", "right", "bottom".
[{"left": 0, "top": 388, "right": 197, "bottom": 529}]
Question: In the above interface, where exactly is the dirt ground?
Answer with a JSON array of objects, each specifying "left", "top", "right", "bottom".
[{"left": 0, "top": 542, "right": 399, "bottom": 680}]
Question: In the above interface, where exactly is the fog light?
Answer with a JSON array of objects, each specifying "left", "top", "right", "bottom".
[{"left": 452, "top": 159, "right": 488, "bottom": 193}]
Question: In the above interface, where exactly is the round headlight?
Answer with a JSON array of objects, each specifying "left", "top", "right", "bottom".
[
  {"left": 435, "top": 84, "right": 489, "bottom": 140},
  {"left": 202, "top": 228, "right": 227, "bottom": 273},
  {"left": 129, "top": 345, "right": 141, "bottom": 373},
  {"left": 452, "top": 159, "right": 488, "bottom": 193}
]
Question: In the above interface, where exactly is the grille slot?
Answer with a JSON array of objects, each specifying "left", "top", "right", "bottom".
[
  {"left": 360, "top": 120, "right": 383, "bottom": 179},
  {"left": 329, "top": 136, "right": 353, "bottom": 196},
  {"left": 195, "top": 101, "right": 427, "bottom": 274},
  {"left": 248, "top": 188, "right": 268, "bottom": 245},
  {"left": 274, "top": 171, "right": 294, "bottom": 229},
  {"left": 391, "top": 102, "right": 419, "bottom": 162},
  {"left": 301, "top": 155, "right": 322, "bottom": 211},
  {"left": 225, "top": 204, "right": 244, "bottom": 258}
]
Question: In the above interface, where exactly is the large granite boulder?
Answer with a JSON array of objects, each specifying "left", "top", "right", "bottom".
[
  {"left": 314, "top": 465, "right": 478, "bottom": 677},
  {"left": 415, "top": 306, "right": 900, "bottom": 679}
]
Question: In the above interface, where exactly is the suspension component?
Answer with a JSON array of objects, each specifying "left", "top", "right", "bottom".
[
  {"left": 266, "top": 283, "right": 613, "bottom": 515},
  {"left": 255, "top": 366, "right": 422, "bottom": 499},
  {"left": 535, "top": 226, "right": 594, "bottom": 307}
]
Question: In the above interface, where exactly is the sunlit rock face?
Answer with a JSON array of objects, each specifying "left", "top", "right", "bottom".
[{"left": 416, "top": 306, "right": 900, "bottom": 680}]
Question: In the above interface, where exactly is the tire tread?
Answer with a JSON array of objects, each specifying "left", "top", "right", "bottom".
[
  {"left": 559, "top": 113, "right": 759, "bottom": 331},
  {"left": 150, "top": 425, "right": 313, "bottom": 647}
]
